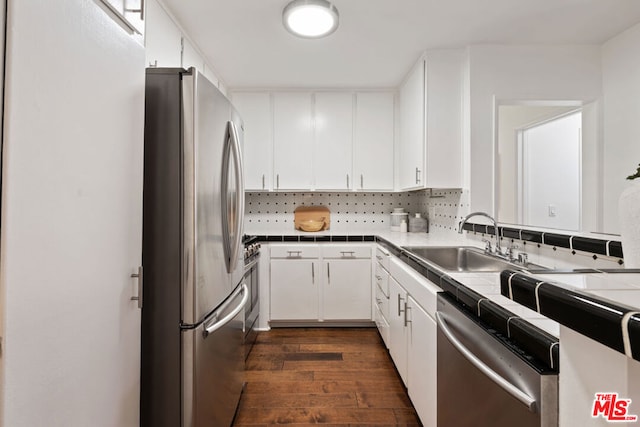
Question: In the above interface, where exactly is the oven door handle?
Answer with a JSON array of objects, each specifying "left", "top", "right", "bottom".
[
  {"left": 244, "top": 256, "right": 259, "bottom": 272},
  {"left": 435, "top": 311, "right": 537, "bottom": 412}
]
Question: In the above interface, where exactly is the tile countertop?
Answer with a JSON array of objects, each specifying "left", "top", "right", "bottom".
[
  {"left": 249, "top": 225, "right": 562, "bottom": 372},
  {"left": 500, "top": 269, "right": 640, "bottom": 363},
  {"left": 250, "top": 223, "right": 640, "bottom": 368}
]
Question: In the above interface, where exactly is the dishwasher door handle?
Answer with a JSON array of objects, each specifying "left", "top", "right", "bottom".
[{"left": 435, "top": 311, "right": 537, "bottom": 412}]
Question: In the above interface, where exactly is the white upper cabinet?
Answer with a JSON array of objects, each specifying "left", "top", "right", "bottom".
[
  {"left": 144, "top": 0, "right": 181, "bottom": 68},
  {"left": 233, "top": 90, "right": 395, "bottom": 192},
  {"left": 233, "top": 92, "right": 272, "bottom": 191},
  {"left": 424, "top": 50, "right": 463, "bottom": 188},
  {"left": 273, "top": 92, "right": 314, "bottom": 190},
  {"left": 399, "top": 60, "right": 425, "bottom": 190},
  {"left": 314, "top": 93, "right": 353, "bottom": 190},
  {"left": 399, "top": 50, "right": 464, "bottom": 190},
  {"left": 354, "top": 92, "right": 394, "bottom": 190}
]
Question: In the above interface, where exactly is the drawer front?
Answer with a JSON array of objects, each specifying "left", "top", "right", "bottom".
[
  {"left": 270, "top": 245, "right": 320, "bottom": 259},
  {"left": 375, "top": 246, "right": 391, "bottom": 271},
  {"left": 322, "top": 245, "right": 371, "bottom": 259},
  {"left": 374, "top": 304, "right": 389, "bottom": 349},
  {"left": 375, "top": 281, "right": 390, "bottom": 321},
  {"left": 374, "top": 263, "right": 389, "bottom": 297},
  {"left": 390, "top": 257, "right": 440, "bottom": 318}
]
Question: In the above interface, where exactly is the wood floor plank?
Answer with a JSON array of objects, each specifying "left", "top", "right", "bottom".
[
  {"left": 239, "top": 392, "right": 358, "bottom": 409},
  {"left": 233, "top": 407, "right": 399, "bottom": 425},
  {"left": 244, "top": 370, "right": 314, "bottom": 382},
  {"left": 283, "top": 359, "right": 396, "bottom": 371},
  {"left": 356, "top": 392, "right": 414, "bottom": 409},
  {"left": 233, "top": 328, "right": 422, "bottom": 427},
  {"left": 244, "top": 380, "right": 406, "bottom": 395}
]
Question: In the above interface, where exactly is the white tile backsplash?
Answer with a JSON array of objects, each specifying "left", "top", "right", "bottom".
[{"left": 245, "top": 188, "right": 469, "bottom": 232}]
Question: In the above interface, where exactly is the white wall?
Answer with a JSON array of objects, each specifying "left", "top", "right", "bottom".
[
  {"left": 0, "top": 1, "right": 145, "bottom": 426},
  {"left": 602, "top": 22, "right": 640, "bottom": 234},
  {"left": 467, "top": 45, "right": 602, "bottom": 216},
  {"left": 522, "top": 112, "right": 582, "bottom": 230},
  {"left": 497, "top": 105, "right": 576, "bottom": 224}
]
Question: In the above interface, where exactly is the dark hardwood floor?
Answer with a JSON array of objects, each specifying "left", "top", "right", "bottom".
[{"left": 232, "top": 327, "right": 422, "bottom": 426}]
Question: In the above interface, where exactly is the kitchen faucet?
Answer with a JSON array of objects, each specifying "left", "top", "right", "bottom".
[{"left": 458, "top": 211, "right": 502, "bottom": 256}]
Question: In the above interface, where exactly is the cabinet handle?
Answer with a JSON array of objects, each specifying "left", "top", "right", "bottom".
[
  {"left": 415, "top": 167, "right": 422, "bottom": 184},
  {"left": 404, "top": 303, "right": 411, "bottom": 327},
  {"left": 276, "top": 174, "right": 280, "bottom": 190},
  {"left": 312, "top": 263, "right": 315, "bottom": 284},
  {"left": 397, "top": 294, "right": 405, "bottom": 316},
  {"left": 124, "top": 0, "right": 144, "bottom": 20},
  {"left": 360, "top": 174, "right": 364, "bottom": 189},
  {"left": 130, "top": 266, "right": 143, "bottom": 309},
  {"left": 376, "top": 298, "right": 382, "bottom": 305},
  {"left": 287, "top": 250, "right": 302, "bottom": 258},
  {"left": 346, "top": 174, "right": 350, "bottom": 189},
  {"left": 375, "top": 275, "right": 382, "bottom": 281},
  {"left": 340, "top": 251, "right": 355, "bottom": 258},
  {"left": 376, "top": 255, "right": 383, "bottom": 261},
  {"left": 262, "top": 174, "right": 265, "bottom": 190},
  {"left": 327, "top": 263, "right": 330, "bottom": 284}
]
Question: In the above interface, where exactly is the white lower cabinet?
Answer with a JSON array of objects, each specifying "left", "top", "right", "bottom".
[
  {"left": 323, "top": 259, "right": 371, "bottom": 320},
  {"left": 387, "top": 256, "right": 440, "bottom": 427},
  {"left": 270, "top": 259, "right": 319, "bottom": 320},
  {"left": 407, "top": 296, "right": 437, "bottom": 427},
  {"left": 269, "top": 244, "right": 371, "bottom": 322},
  {"left": 388, "top": 277, "right": 409, "bottom": 385}
]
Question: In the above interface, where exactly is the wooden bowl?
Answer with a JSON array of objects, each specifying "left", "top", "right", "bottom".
[{"left": 298, "top": 219, "right": 325, "bottom": 232}]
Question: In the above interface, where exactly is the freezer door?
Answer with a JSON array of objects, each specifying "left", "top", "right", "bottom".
[
  {"left": 182, "top": 69, "right": 236, "bottom": 325},
  {"left": 183, "top": 283, "right": 248, "bottom": 427}
]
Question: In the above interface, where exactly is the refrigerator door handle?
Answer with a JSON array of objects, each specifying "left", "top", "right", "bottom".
[
  {"left": 203, "top": 283, "right": 248, "bottom": 338},
  {"left": 221, "top": 120, "right": 245, "bottom": 274},
  {"left": 229, "top": 120, "right": 245, "bottom": 273}
]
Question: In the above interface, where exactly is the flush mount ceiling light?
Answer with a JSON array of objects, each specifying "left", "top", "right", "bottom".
[{"left": 283, "top": 0, "right": 339, "bottom": 39}]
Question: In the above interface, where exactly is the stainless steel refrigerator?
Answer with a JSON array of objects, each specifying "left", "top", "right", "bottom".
[{"left": 141, "top": 67, "right": 246, "bottom": 427}]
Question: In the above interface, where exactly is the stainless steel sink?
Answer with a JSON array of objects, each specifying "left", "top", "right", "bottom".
[{"left": 402, "top": 246, "right": 532, "bottom": 272}]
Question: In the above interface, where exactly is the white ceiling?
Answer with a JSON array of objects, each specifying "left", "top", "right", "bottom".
[{"left": 160, "top": 0, "right": 640, "bottom": 89}]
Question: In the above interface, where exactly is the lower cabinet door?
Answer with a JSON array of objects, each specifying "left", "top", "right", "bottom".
[
  {"left": 270, "top": 259, "right": 319, "bottom": 320},
  {"left": 407, "top": 296, "right": 437, "bottom": 427},
  {"left": 388, "top": 277, "right": 408, "bottom": 385},
  {"left": 322, "top": 259, "right": 371, "bottom": 320}
]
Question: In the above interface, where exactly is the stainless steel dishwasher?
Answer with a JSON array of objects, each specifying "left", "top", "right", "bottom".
[{"left": 436, "top": 293, "right": 558, "bottom": 427}]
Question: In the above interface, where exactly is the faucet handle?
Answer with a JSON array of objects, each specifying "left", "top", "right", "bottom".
[
  {"left": 481, "top": 239, "right": 492, "bottom": 253},
  {"left": 517, "top": 252, "right": 529, "bottom": 265}
]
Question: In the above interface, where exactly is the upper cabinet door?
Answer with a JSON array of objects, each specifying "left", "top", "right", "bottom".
[
  {"left": 354, "top": 92, "right": 394, "bottom": 191},
  {"left": 399, "top": 60, "right": 426, "bottom": 190},
  {"left": 144, "top": 0, "right": 181, "bottom": 67},
  {"left": 314, "top": 93, "right": 353, "bottom": 190},
  {"left": 233, "top": 92, "right": 273, "bottom": 191},
  {"left": 273, "top": 93, "right": 313, "bottom": 190},
  {"left": 424, "top": 50, "right": 464, "bottom": 189}
]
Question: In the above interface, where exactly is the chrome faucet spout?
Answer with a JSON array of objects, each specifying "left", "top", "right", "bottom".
[{"left": 458, "top": 211, "right": 502, "bottom": 254}]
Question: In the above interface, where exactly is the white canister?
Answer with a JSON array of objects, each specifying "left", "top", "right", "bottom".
[{"left": 390, "top": 209, "right": 409, "bottom": 232}]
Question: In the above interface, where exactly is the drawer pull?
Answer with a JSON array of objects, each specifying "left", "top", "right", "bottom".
[
  {"left": 340, "top": 251, "right": 355, "bottom": 257},
  {"left": 287, "top": 250, "right": 302, "bottom": 258},
  {"left": 376, "top": 255, "right": 383, "bottom": 261},
  {"left": 375, "top": 275, "right": 382, "bottom": 281}
]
